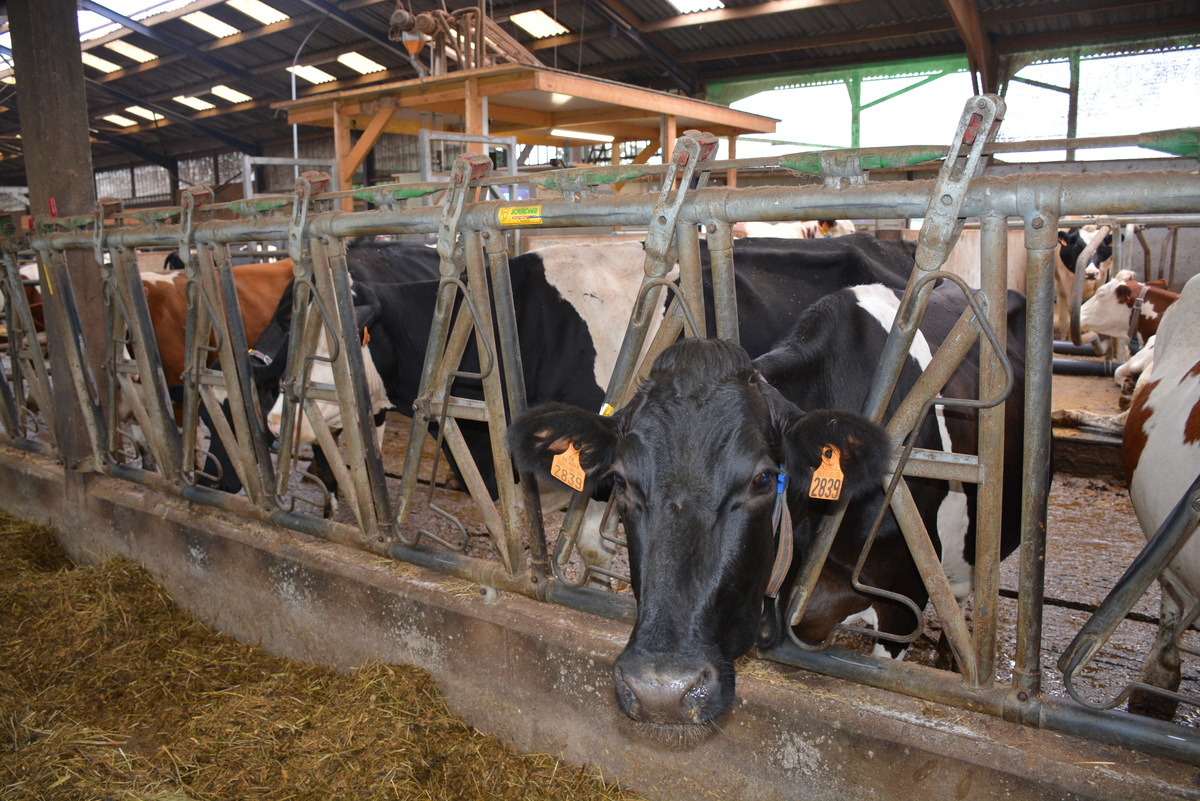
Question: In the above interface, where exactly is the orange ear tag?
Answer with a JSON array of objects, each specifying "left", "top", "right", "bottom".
[
  {"left": 808, "top": 444, "right": 844, "bottom": 500},
  {"left": 551, "top": 442, "right": 586, "bottom": 492}
]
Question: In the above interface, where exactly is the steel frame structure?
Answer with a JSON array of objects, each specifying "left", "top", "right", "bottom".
[{"left": 3, "top": 98, "right": 1200, "bottom": 764}]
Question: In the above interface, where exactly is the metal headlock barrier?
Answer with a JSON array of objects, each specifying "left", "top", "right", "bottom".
[{"left": 2, "top": 96, "right": 1199, "bottom": 764}]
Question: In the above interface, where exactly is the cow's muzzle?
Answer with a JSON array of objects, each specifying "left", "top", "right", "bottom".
[{"left": 613, "top": 652, "right": 728, "bottom": 726}]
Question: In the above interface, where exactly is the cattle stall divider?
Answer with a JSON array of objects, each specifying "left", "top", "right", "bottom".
[{"left": 4, "top": 99, "right": 1200, "bottom": 770}]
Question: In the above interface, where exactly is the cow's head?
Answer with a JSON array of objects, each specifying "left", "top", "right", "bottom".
[
  {"left": 265, "top": 280, "right": 385, "bottom": 442},
  {"left": 507, "top": 337, "right": 890, "bottom": 735},
  {"left": 1058, "top": 227, "right": 1113, "bottom": 279}
]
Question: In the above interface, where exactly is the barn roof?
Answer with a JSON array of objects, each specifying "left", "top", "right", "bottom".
[{"left": 0, "top": 0, "right": 1197, "bottom": 189}]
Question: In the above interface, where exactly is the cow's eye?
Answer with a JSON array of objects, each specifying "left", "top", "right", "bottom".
[
  {"left": 752, "top": 471, "right": 775, "bottom": 493},
  {"left": 611, "top": 473, "right": 627, "bottom": 494}
]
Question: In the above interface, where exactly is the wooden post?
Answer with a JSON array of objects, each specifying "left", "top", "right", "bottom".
[
  {"left": 8, "top": 0, "right": 103, "bottom": 470},
  {"left": 726, "top": 135, "right": 738, "bottom": 188},
  {"left": 332, "top": 100, "right": 354, "bottom": 212},
  {"left": 463, "top": 77, "right": 486, "bottom": 155},
  {"left": 661, "top": 114, "right": 677, "bottom": 161}
]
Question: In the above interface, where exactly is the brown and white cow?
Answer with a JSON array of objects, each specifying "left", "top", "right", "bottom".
[
  {"left": 1080, "top": 274, "right": 1179, "bottom": 345},
  {"left": 1122, "top": 271, "right": 1200, "bottom": 721}
]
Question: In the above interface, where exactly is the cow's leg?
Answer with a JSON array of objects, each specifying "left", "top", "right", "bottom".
[
  {"left": 1054, "top": 268, "right": 1070, "bottom": 339},
  {"left": 1127, "top": 572, "right": 1193, "bottom": 720}
]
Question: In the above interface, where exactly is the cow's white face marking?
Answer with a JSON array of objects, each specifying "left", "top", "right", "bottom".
[
  {"left": 266, "top": 322, "right": 391, "bottom": 443},
  {"left": 851, "top": 284, "right": 972, "bottom": 594},
  {"left": 536, "top": 241, "right": 667, "bottom": 392}
]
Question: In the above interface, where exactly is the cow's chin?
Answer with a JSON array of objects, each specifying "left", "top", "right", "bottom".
[{"left": 619, "top": 716, "right": 723, "bottom": 750}]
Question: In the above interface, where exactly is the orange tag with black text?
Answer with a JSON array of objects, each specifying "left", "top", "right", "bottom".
[
  {"left": 551, "top": 443, "right": 586, "bottom": 492},
  {"left": 808, "top": 444, "right": 844, "bottom": 500}
]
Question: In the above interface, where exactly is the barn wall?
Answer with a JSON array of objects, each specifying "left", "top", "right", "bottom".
[{"left": 2, "top": 446, "right": 1196, "bottom": 801}]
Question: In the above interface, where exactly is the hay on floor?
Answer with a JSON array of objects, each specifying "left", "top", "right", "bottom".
[{"left": 0, "top": 512, "right": 642, "bottom": 801}]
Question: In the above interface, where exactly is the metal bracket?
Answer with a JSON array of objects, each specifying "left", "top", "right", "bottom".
[{"left": 819, "top": 151, "right": 867, "bottom": 189}]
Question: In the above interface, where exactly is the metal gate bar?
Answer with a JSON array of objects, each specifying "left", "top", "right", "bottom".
[{"left": 16, "top": 140, "right": 1200, "bottom": 766}]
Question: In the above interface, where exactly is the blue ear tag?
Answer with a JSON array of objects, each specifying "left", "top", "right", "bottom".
[{"left": 776, "top": 472, "right": 788, "bottom": 495}]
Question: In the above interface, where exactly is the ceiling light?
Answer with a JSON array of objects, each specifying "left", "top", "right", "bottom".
[
  {"left": 125, "top": 106, "right": 164, "bottom": 121},
  {"left": 666, "top": 0, "right": 724, "bottom": 12},
  {"left": 550, "top": 128, "right": 614, "bottom": 143},
  {"left": 337, "top": 52, "right": 386, "bottom": 75},
  {"left": 181, "top": 11, "right": 240, "bottom": 38},
  {"left": 173, "top": 95, "right": 216, "bottom": 110},
  {"left": 103, "top": 114, "right": 138, "bottom": 127},
  {"left": 105, "top": 40, "right": 157, "bottom": 62},
  {"left": 225, "top": 0, "right": 289, "bottom": 25},
  {"left": 510, "top": 10, "right": 569, "bottom": 38},
  {"left": 211, "top": 84, "right": 253, "bottom": 103},
  {"left": 81, "top": 52, "right": 122, "bottom": 73},
  {"left": 0, "top": 76, "right": 15, "bottom": 86},
  {"left": 287, "top": 64, "right": 337, "bottom": 84}
]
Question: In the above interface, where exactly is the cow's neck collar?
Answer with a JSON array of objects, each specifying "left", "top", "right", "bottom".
[
  {"left": 765, "top": 470, "right": 792, "bottom": 599},
  {"left": 1127, "top": 283, "right": 1152, "bottom": 341}
]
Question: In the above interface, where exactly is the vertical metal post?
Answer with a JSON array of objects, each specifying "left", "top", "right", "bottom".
[
  {"left": 971, "top": 211, "right": 1010, "bottom": 688},
  {"left": 1013, "top": 209, "right": 1059, "bottom": 703}
]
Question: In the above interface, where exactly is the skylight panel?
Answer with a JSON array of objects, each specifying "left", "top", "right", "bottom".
[
  {"left": 181, "top": 11, "right": 240, "bottom": 38},
  {"left": 103, "top": 113, "right": 139, "bottom": 127},
  {"left": 105, "top": 40, "right": 158, "bottom": 62},
  {"left": 666, "top": 0, "right": 724, "bottom": 12},
  {"left": 287, "top": 64, "right": 337, "bottom": 84},
  {"left": 81, "top": 52, "right": 122, "bottom": 73},
  {"left": 211, "top": 84, "right": 253, "bottom": 103},
  {"left": 126, "top": 105, "right": 164, "bottom": 121},
  {"left": 510, "top": 10, "right": 568, "bottom": 38},
  {"left": 337, "top": 52, "right": 386, "bottom": 75},
  {"left": 226, "top": 0, "right": 289, "bottom": 25},
  {"left": 173, "top": 95, "right": 217, "bottom": 110}
]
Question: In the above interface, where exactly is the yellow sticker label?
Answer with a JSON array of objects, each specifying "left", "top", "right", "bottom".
[
  {"left": 550, "top": 442, "right": 586, "bottom": 492},
  {"left": 599, "top": 403, "right": 615, "bottom": 417},
  {"left": 499, "top": 205, "right": 543, "bottom": 226},
  {"left": 808, "top": 444, "right": 844, "bottom": 501}
]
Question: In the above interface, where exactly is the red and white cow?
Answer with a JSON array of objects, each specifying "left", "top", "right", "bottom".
[
  {"left": 1080, "top": 274, "right": 1179, "bottom": 345},
  {"left": 1122, "top": 271, "right": 1200, "bottom": 720},
  {"left": 732, "top": 219, "right": 856, "bottom": 239}
]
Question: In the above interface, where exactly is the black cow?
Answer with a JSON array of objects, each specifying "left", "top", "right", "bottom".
[{"left": 507, "top": 279, "right": 1029, "bottom": 732}]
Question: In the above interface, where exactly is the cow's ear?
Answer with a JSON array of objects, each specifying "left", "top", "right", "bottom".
[
  {"left": 782, "top": 410, "right": 892, "bottom": 501},
  {"left": 1116, "top": 284, "right": 1133, "bottom": 302},
  {"left": 351, "top": 282, "right": 383, "bottom": 331},
  {"left": 506, "top": 402, "right": 619, "bottom": 486},
  {"left": 1057, "top": 231, "right": 1070, "bottom": 246}
]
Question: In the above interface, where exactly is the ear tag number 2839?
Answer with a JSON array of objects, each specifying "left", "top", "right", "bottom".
[
  {"left": 808, "top": 444, "right": 843, "bottom": 501},
  {"left": 551, "top": 442, "right": 586, "bottom": 492}
]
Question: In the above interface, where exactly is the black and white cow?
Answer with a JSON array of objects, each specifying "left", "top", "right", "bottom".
[
  {"left": 267, "top": 234, "right": 920, "bottom": 564},
  {"left": 1056, "top": 226, "right": 1114, "bottom": 338},
  {"left": 199, "top": 239, "right": 442, "bottom": 497},
  {"left": 508, "top": 278, "right": 1028, "bottom": 731}
]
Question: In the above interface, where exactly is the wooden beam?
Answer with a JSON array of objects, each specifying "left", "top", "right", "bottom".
[
  {"left": 332, "top": 101, "right": 354, "bottom": 211},
  {"left": 942, "top": 0, "right": 997, "bottom": 93},
  {"left": 341, "top": 104, "right": 395, "bottom": 180}
]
